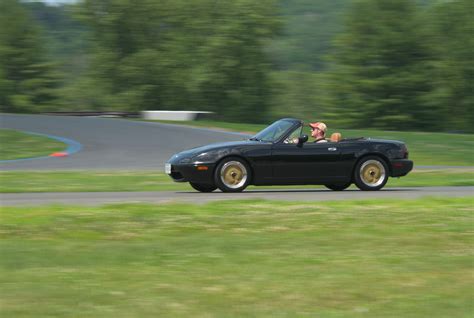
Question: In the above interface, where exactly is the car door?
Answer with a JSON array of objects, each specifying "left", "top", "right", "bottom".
[{"left": 271, "top": 141, "right": 342, "bottom": 183}]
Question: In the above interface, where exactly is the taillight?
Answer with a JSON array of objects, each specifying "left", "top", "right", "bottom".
[{"left": 402, "top": 145, "right": 409, "bottom": 159}]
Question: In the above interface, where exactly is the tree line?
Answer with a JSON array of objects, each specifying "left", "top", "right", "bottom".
[{"left": 0, "top": 0, "right": 472, "bottom": 132}]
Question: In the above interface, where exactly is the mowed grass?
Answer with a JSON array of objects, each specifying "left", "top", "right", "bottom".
[
  {"left": 0, "top": 198, "right": 472, "bottom": 317},
  {"left": 0, "top": 169, "right": 473, "bottom": 193},
  {"left": 0, "top": 171, "right": 182, "bottom": 193},
  {"left": 152, "top": 120, "right": 474, "bottom": 166},
  {"left": 0, "top": 129, "right": 66, "bottom": 160}
]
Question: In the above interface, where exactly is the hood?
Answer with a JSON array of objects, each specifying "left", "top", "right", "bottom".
[{"left": 168, "top": 139, "right": 263, "bottom": 163}]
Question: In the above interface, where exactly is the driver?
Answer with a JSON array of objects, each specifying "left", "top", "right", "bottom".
[{"left": 309, "top": 122, "right": 328, "bottom": 143}]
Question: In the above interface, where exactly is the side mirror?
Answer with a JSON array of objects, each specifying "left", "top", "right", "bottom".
[{"left": 297, "top": 134, "right": 308, "bottom": 145}]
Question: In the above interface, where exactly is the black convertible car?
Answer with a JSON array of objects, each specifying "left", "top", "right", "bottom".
[{"left": 166, "top": 118, "right": 413, "bottom": 192}]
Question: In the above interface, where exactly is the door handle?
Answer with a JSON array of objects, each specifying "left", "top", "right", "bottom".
[{"left": 328, "top": 147, "right": 337, "bottom": 151}]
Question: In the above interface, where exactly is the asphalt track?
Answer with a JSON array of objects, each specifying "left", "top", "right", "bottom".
[
  {"left": 1, "top": 114, "right": 472, "bottom": 205},
  {"left": 2, "top": 187, "right": 473, "bottom": 206},
  {"left": 0, "top": 114, "right": 249, "bottom": 170},
  {"left": 1, "top": 113, "right": 470, "bottom": 170}
]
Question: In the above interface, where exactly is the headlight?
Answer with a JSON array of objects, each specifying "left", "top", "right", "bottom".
[
  {"left": 192, "top": 152, "right": 214, "bottom": 163},
  {"left": 179, "top": 157, "right": 192, "bottom": 164}
]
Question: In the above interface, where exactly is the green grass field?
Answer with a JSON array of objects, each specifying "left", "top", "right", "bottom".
[
  {"left": 1, "top": 198, "right": 472, "bottom": 317},
  {"left": 152, "top": 120, "right": 474, "bottom": 166},
  {"left": 0, "top": 169, "right": 472, "bottom": 193},
  {"left": 0, "top": 129, "right": 66, "bottom": 160}
]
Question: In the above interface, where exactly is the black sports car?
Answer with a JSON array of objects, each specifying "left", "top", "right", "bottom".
[{"left": 166, "top": 118, "right": 413, "bottom": 192}]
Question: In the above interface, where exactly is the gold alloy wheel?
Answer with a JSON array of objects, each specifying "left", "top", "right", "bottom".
[
  {"left": 359, "top": 159, "right": 386, "bottom": 187},
  {"left": 220, "top": 161, "right": 248, "bottom": 189}
]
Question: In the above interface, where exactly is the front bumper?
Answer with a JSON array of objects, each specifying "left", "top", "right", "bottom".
[
  {"left": 390, "top": 159, "right": 413, "bottom": 177},
  {"left": 166, "top": 163, "right": 216, "bottom": 184}
]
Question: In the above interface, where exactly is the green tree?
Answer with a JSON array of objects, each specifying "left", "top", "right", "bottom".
[
  {"left": 269, "top": 71, "right": 327, "bottom": 121},
  {"left": 326, "top": 0, "right": 434, "bottom": 130},
  {"left": 0, "top": 0, "right": 58, "bottom": 113},
  {"left": 424, "top": 0, "right": 473, "bottom": 132},
  {"left": 197, "top": 0, "right": 278, "bottom": 122},
  {"left": 269, "top": 0, "right": 351, "bottom": 71},
  {"left": 79, "top": 0, "right": 278, "bottom": 122},
  {"left": 22, "top": 2, "right": 91, "bottom": 111}
]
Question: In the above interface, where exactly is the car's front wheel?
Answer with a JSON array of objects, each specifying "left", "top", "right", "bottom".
[
  {"left": 214, "top": 157, "right": 251, "bottom": 193},
  {"left": 354, "top": 156, "right": 389, "bottom": 191},
  {"left": 190, "top": 182, "right": 217, "bottom": 193},
  {"left": 325, "top": 182, "right": 351, "bottom": 191}
]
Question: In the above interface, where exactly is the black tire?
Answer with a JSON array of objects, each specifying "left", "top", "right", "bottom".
[
  {"left": 190, "top": 182, "right": 217, "bottom": 193},
  {"left": 353, "top": 156, "right": 389, "bottom": 191},
  {"left": 214, "top": 157, "right": 251, "bottom": 193},
  {"left": 325, "top": 182, "right": 351, "bottom": 191}
]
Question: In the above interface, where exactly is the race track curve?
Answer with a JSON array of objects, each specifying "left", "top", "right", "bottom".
[{"left": 0, "top": 114, "right": 249, "bottom": 170}]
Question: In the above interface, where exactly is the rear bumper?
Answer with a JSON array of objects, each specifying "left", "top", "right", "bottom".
[
  {"left": 391, "top": 159, "right": 413, "bottom": 177},
  {"left": 166, "top": 163, "right": 216, "bottom": 184}
]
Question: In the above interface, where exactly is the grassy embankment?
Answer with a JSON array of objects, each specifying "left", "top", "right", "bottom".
[
  {"left": 1, "top": 198, "right": 472, "bottom": 317},
  {"left": 0, "top": 129, "right": 65, "bottom": 160}
]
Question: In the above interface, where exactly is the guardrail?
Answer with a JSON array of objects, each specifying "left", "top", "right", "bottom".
[
  {"left": 141, "top": 111, "right": 214, "bottom": 121},
  {"left": 41, "top": 111, "right": 214, "bottom": 121},
  {"left": 42, "top": 111, "right": 139, "bottom": 118}
]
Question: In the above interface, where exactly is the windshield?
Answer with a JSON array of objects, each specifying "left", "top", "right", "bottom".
[{"left": 250, "top": 120, "right": 296, "bottom": 142}]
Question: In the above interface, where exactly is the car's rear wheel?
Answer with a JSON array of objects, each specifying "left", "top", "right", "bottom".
[
  {"left": 325, "top": 182, "right": 351, "bottom": 191},
  {"left": 354, "top": 156, "right": 388, "bottom": 191},
  {"left": 215, "top": 157, "right": 251, "bottom": 193},
  {"left": 189, "top": 182, "right": 217, "bottom": 193}
]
